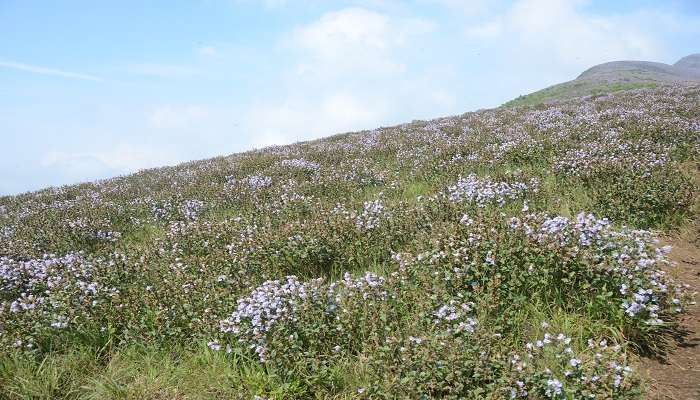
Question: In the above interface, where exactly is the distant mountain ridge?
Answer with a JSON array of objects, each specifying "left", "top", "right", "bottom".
[
  {"left": 505, "top": 53, "right": 700, "bottom": 107},
  {"left": 675, "top": 53, "right": 700, "bottom": 72}
]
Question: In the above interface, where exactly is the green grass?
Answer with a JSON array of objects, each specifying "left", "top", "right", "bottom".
[
  {"left": 0, "top": 345, "right": 289, "bottom": 400},
  {"left": 119, "top": 224, "right": 165, "bottom": 249},
  {"left": 397, "top": 181, "right": 433, "bottom": 202}
]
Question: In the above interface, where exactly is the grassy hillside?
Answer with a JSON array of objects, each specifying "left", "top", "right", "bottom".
[
  {"left": 1, "top": 85, "right": 699, "bottom": 399},
  {"left": 503, "top": 80, "right": 657, "bottom": 107},
  {"left": 504, "top": 54, "right": 700, "bottom": 107}
]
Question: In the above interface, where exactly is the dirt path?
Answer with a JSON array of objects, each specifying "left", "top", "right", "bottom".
[{"left": 642, "top": 231, "right": 700, "bottom": 399}]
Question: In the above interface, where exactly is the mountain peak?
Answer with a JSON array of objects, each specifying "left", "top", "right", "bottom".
[
  {"left": 673, "top": 53, "right": 700, "bottom": 77},
  {"left": 576, "top": 60, "right": 678, "bottom": 81},
  {"left": 505, "top": 53, "right": 700, "bottom": 107}
]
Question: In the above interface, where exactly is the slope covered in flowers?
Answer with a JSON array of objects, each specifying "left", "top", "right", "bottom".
[{"left": 0, "top": 85, "right": 699, "bottom": 399}]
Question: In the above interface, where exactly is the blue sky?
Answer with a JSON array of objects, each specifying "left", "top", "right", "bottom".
[{"left": 1, "top": 0, "right": 699, "bottom": 195}]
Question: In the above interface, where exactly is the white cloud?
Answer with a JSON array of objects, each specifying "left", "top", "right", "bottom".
[
  {"left": 239, "top": 7, "right": 442, "bottom": 147},
  {"left": 466, "top": 20, "right": 502, "bottom": 37},
  {"left": 122, "top": 63, "right": 199, "bottom": 78},
  {"left": 197, "top": 46, "right": 219, "bottom": 57},
  {"left": 262, "top": 0, "right": 287, "bottom": 8},
  {"left": 233, "top": 0, "right": 288, "bottom": 9},
  {"left": 241, "top": 7, "right": 463, "bottom": 148},
  {"left": 246, "top": 92, "right": 389, "bottom": 148},
  {"left": 293, "top": 8, "right": 395, "bottom": 55},
  {"left": 426, "top": 0, "right": 495, "bottom": 16},
  {"left": 290, "top": 7, "right": 433, "bottom": 77},
  {"left": 467, "top": 0, "right": 661, "bottom": 68},
  {"left": 0, "top": 60, "right": 103, "bottom": 81},
  {"left": 41, "top": 144, "right": 177, "bottom": 177},
  {"left": 148, "top": 105, "right": 209, "bottom": 129}
]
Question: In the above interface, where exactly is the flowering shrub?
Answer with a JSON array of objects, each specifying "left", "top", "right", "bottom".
[
  {"left": 447, "top": 174, "right": 538, "bottom": 208},
  {"left": 507, "top": 329, "right": 640, "bottom": 399},
  {"left": 279, "top": 158, "right": 320, "bottom": 172},
  {"left": 0, "top": 252, "right": 120, "bottom": 351},
  {"left": 354, "top": 199, "right": 389, "bottom": 231},
  {"left": 365, "top": 332, "right": 501, "bottom": 399},
  {"left": 242, "top": 175, "right": 273, "bottom": 191},
  {"left": 553, "top": 135, "right": 668, "bottom": 179},
  {"left": 433, "top": 300, "right": 477, "bottom": 335},
  {"left": 218, "top": 272, "right": 392, "bottom": 366},
  {"left": 180, "top": 199, "right": 206, "bottom": 221},
  {"left": 588, "top": 165, "right": 694, "bottom": 228},
  {"left": 410, "top": 211, "right": 691, "bottom": 345},
  {"left": 509, "top": 212, "right": 690, "bottom": 331}
]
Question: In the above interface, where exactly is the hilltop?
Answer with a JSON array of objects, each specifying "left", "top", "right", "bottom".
[
  {"left": 505, "top": 53, "right": 700, "bottom": 107},
  {"left": 0, "top": 80, "right": 699, "bottom": 398}
]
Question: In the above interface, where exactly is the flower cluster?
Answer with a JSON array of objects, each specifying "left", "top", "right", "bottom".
[
  {"left": 94, "top": 230, "right": 122, "bottom": 242},
  {"left": 279, "top": 158, "right": 320, "bottom": 172},
  {"left": 219, "top": 276, "right": 325, "bottom": 361},
  {"left": 433, "top": 300, "right": 477, "bottom": 335},
  {"left": 152, "top": 201, "right": 175, "bottom": 221},
  {"left": 510, "top": 212, "right": 689, "bottom": 325},
  {"left": 0, "top": 252, "right": 119, "bottom": 349},
  {"left": 554, "top": 134, "right": 668, "bottom": 179},
  {"left": 181, "top": 199, "right": 205, "bottom": 221},
  {"left": 219, "top": 271, "right": 391, "bottom": 362},
  {"left": 509, "top": 328, "right": 637, "bottom": 399},
  {"left": 447, "top": 174, "right": 538, "bottom": 207},
  {"left": 355, "top": 199, "right": 389, "bottom": 230},
  {"left": 225, "top": 174, "right": 273, "bottom": 193},
  {"left": 330, "top": 272, "right": 389, "bottom": 302}
]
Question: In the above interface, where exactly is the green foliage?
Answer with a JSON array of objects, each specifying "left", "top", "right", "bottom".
[
  {"left": 588, "top": 166, "right": 695, "bottom": 228},
  {"left": 503, "top": 81, "right": 658, "bottom": 108}
]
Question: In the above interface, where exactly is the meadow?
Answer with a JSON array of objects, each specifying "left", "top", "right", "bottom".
[{"left": 0, "top": 85, "right": 699, "bottom": 399}]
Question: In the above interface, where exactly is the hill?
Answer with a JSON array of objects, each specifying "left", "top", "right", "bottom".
[
  {"left": 504, "top": 53, "right": 700, "bottom": 107},
  {"left": 0, "top": 82, "right": 699, "bottom": 398}
]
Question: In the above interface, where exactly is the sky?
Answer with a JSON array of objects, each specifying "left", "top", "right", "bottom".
[{"left": 1, "top": 0, "right": 699, "bottom": 195}]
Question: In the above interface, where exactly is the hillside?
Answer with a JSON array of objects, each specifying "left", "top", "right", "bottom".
[
  {"left": 504, "top": 53, "right": 700, "bottom": 107},
  {"left": 1, "top": 84, "right": 699, "bottom": 398}
]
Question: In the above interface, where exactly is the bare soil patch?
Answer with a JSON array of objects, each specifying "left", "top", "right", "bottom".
[{"left": 642, "top": 231, "right": 700, "bottom": 399}]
